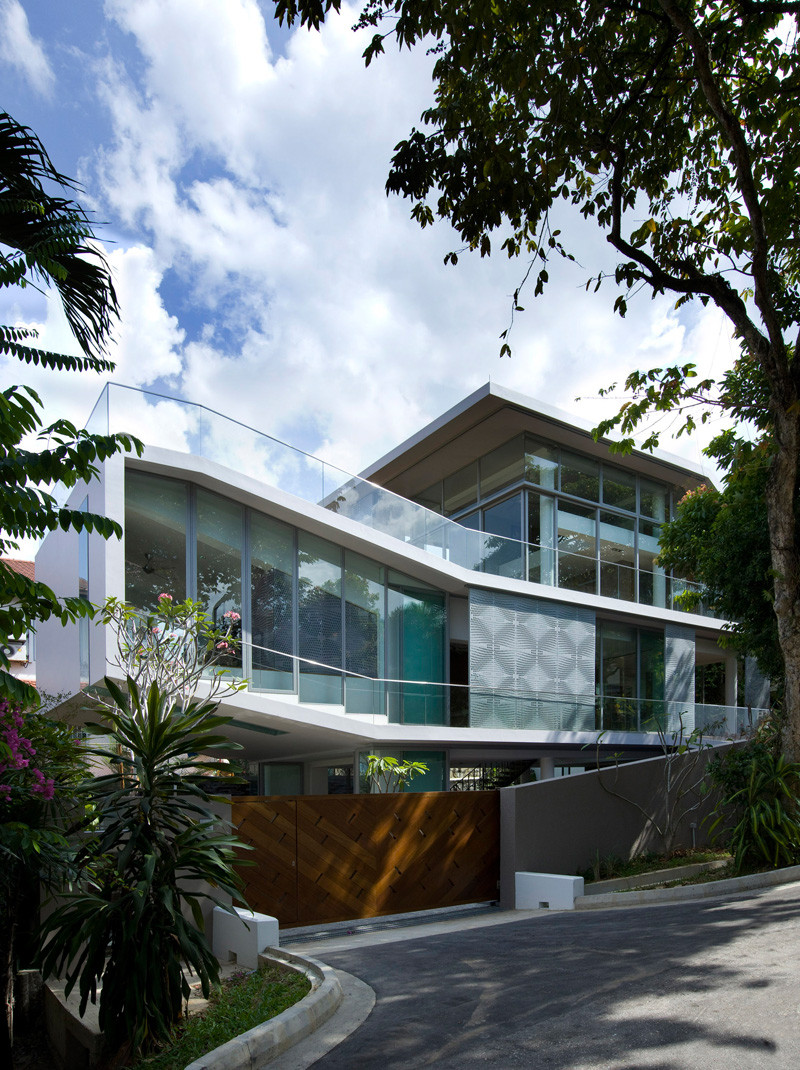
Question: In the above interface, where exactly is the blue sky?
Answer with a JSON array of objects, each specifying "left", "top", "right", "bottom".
[{"left": 0, "top": 0, "right": 738, "bottom": 493}]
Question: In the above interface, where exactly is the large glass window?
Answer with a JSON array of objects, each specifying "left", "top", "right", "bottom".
[
  {"left": 597, "top": 622, "right": 665, "bottom": 731},
  {"left": 640, "top": 477, "right": 670, "bottom": 521},
  {"left": 251, "top": 513, "right": 294, "bottom": 691},
  {"left": 560, "top": 450, "right": 600, "bottom": 502},
  {"left": 528, "top": 491, "right": 556, "bottom": 584},
  {"left": 443, "top": 462, "right": 478, "bottom": 515},
  {"left": 524, "top": 437, "right": 558, "bottom": 489},
  {"left": 344, "top": 552, "right": 384, "bottom": 714},
  {"left": 482, "top": 494, "right": 524, "bottom": 578},
  {"left": 387, "top": 571, "right": 446, "bottom": 725},
  {"left": 480, "top": 436, "right": 524, "bottom": 498},
  {"left": 599, "top": 511, "right": 635, "bottom": 601},
  {"left": 197, "top": 489, "right": 243, "bottom": 674},
  {"left": 638, "top": 518, "right": 666, "bottom": 608},
  {"left": 557, "top": 502, "right": 596, "bottom": 593},
  {"left": 298, "top": 532, "right": 343, "bottom": 703},
  {"left": 602, "top": 465, "right": 637, "bottom": 512},
  {"left": 125, "top": 471, "right": 187, "bottom": 608}
]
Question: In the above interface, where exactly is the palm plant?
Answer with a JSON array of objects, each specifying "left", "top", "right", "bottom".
[
  {"left": 708, "top": 750, "right": 800, "bottom": 873},
  {"left": 39, "top": 676, "right": 247, "bottom": 1055}
]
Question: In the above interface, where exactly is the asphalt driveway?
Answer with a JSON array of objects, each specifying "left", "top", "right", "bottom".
[{"left": 305, "top": 883, "right": 800, "bottom": 1069}]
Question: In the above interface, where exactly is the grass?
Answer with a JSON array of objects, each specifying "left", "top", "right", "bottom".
[
  {"left": 580, "top": 847, "right": 731, "bottom": 884},
  {"left": 129, "top": 963, "right": 312, "bottom": 1070}
]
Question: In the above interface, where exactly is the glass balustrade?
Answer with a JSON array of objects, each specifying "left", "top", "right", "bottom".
[
  {"left": 231, "top": 640, "right": 761, "bottom": 735},
  {"left": 80, "top": 383, "right": 711, "bottom": 614}
]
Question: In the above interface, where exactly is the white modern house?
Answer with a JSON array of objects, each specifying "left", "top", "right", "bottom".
[{"left": 35, "top": 381, "right": 769, "bottom": 794}]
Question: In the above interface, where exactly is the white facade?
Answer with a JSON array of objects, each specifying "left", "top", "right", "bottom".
[{"left": 35, "top": 382, "right": 769, "bottom": 794}]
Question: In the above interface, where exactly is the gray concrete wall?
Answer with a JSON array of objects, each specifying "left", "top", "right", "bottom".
[{"left": 499, "top": 743, "right": 736, "bottom": 907}]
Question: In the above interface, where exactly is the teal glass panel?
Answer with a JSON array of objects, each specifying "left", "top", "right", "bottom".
[
  {"left": 458, "top": 510, "right": 481, "bottom": 531},
  {"left": 443, "top": 462, "right": 478, "bottom": 515},
  {"left": 125, "top": 471, "right": 187, "bottom": 608},
  {"left": 197, "top": 489, "right": 243, "bottom": 673},
  {"left": 560, "top": 450, "right": 600, "bottom": 502},
  {"left": 480, "top": 435, "right": 524, "bottom": 498},
  {"left": 344, "top": 552, "right": 384, "bottom": 715},
  {"left": 298, "top": 532, "right": 342, "bottom": 703},
  {"left": 402, "top": 750, "right": 446, "bottom": 792},
  {"left": 387, "top": 571, "right": 446, "bottom": 725},
  {"left": 524, "top": 436, "right": 558, "bottom": 489},
  {"left": 482, "top": 494, "right": 524, "bottom": 578},
  {"left": 602, "top": 464, "right": 637, "bottom": 512},
  {"left": 557, "top": 502, "right": 596, "bottom": 593},
  {"left": 251, "top": 513, "right": 294, "bottom": 691}
]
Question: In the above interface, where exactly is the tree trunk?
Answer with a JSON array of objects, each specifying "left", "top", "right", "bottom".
[
  {"left": 1, "top": 879, "right": 21, "bottom": 1070},
  {"left": 765, "top": 399, "right": 800, "bottom": 760}
]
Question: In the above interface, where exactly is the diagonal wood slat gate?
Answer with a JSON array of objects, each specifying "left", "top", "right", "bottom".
[{"left": 231, "top": 791, "right": 499, "bottom": 928}]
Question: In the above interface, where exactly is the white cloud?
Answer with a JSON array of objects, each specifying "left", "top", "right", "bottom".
[
  {"left": 79, "top": 0, "right": 742, "bottom": 484},
  {"left": 0, "top": 0, "right": 55, "bottom": 97}
]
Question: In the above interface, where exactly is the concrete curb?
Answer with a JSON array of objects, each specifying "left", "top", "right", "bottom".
[
  {"left": 583, "top": 858, "right": 730, "bottom": 894},
  {"left": 184, "top": 947, "right": 344, "bottom": 1070},
  {"left": 575, "top": 862, "right": 800, "bottom": 909}
]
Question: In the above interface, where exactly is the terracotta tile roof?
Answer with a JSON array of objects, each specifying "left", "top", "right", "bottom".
[{"left": 1, "top": 558, "right": 35, "bottom": 581}]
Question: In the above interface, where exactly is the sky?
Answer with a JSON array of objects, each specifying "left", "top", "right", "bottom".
[{"left": 0, "top": 0, "right": 742, "bottom": 554}]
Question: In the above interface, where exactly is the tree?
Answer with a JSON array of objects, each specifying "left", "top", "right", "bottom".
[
  {"left": 0, "top": 698, "right": 89, "bottom": 1067},
  {"left": 658, "top": 447, "right": 785, "bottom": 685},
  {"left": 0, "top": 112, "right": 140, "bottom": 705},
  {"left": 39, "top": 597, "right": 248, "bottom": 1059},
  {"left": 277, "top": 1, "right": 800, "bottom": 755},
  {"left": 364, "top": 753, "right": 429, "bottom": 792}
]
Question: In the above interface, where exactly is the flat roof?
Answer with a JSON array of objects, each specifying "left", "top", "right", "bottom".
[{"left": 360, "top": 381, "right": 711, "bottom": 497}]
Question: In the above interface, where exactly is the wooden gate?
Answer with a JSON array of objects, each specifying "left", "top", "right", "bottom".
[{"left": 232, "top": 791, "right": 499, "bottom": 928}]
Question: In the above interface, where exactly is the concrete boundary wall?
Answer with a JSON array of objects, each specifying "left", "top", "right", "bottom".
[{"left": 499, "top": 743, "right": 738, "bottom": 908}]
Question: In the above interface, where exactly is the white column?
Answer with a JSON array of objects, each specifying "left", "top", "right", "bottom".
[{"left": 539, "top": 756, "right": 555, "bottom": 780}]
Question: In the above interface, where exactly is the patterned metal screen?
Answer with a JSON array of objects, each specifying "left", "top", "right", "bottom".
[{"left": 468, "top": 589, "right": 596, "bottom": 729}]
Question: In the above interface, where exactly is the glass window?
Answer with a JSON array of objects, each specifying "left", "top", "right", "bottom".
[
  {"left": 480, "top": 435, "right": 524, "bottom": 498},
  {"left": 298, "top": 532, "right": 342, "bottom": 703},
  {"left": 524, "top": 436, "right": 558, "bottom": 489},
  {"left": 251, "top": 513, "right": 294, "bottom": 691},
  {"left": 638, "top": 518, "right": 666, "bottom": 608},
  {"left": 458, "top": 510, "right": 481, "bottom": 531},
  {"left": 344, "top": 552, "right": 384, "bottom": 715},
  {"left": 415, "top": 482, "right": 443, "bottom": 515},
  {"left": 482, "top": 494, "right": 524, "bottom": 578},
  {"left": 197, "top": 489, "right": 243, "bottom": 674},
  {"left": 387, "top": 571, "right": 446, "bottom": 725},
  {"left": 597, "top": 622, "right": 638, "bottom": 731},
  {"left": 443, "top": 462, "right": 478, "bottom": 515},
  {"left": 640, "top": 477, "right": 670, "bottom": 521},
  {"left": 557, "top": 502, "right": 596, "bottom": 593},
  {"left": 599, "top": 511, "right": 635, "bottom": 601},
  {"left": 602, "top": 465, "right": 637, "bottom": 512},
  {"left": 528, "top": 491, "right": 556, "bottom": 584},
  {"left": 560, "top": 450, "right": 600, "bottom": 502},
  {"left": 125, "top": 471, "right": 187, "bottom": 608}
]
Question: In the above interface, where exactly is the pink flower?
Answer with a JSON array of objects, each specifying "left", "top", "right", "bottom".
[
  {"left": 223, "top": 611, "right": 241, "bottom": 621},
  {"left": 158, "top": 593, "right": 173, "bottom": 602},
  {"left": 30, "top": 769, "right": 55, "bottom": 800},
  {"left": 216, "top": 641, "right": 230, "bottom": 651}
]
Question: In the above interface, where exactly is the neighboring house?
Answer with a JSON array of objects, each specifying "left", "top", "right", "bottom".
[
  {"left": 1, "top": 558, "right": 37, "bottom": 688},
  {"left": 35, "top": 382, "right": 770, "bottom": 794}
]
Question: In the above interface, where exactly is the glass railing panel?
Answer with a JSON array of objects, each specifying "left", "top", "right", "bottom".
[{"left": 88, "top": 384, "right": 711, "bottom": 609}]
